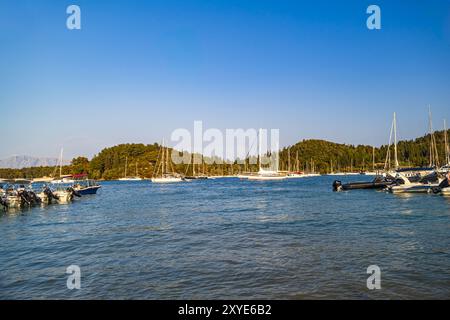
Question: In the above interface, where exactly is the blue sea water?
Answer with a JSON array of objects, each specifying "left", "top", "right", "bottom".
[{"left": 0, "top": 176, "right": 449, "bottom": 299}]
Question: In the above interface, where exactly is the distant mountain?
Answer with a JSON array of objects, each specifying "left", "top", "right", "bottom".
[{"left": 0, "top": 155, "right": 70, "bottom": 169}]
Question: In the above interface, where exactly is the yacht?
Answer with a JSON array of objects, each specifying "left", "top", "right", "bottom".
[
  {"left": 118, "top": 157, "right": 143, "bottom": 181},
  {"left": 184, "top": 154, "right": 208, "bottom": 180},
  {"left": 151, "top": 140, "right": 184, "bottom": 183},
  {"left": 50, "top": 148, "right": 75, "bottom": 184},
  {"left": 243, "top": 129, "right": 286, "bottom": 181}
]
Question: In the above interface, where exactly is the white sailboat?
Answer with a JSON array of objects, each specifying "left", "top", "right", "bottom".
[
  {"left": 119, "top": 157, "right": 143, "bottom": 181},
  {"left": 286, "top": 149, "right": 305, "bottom": 178},
  {"left": 51, "top": 148, "right": 74, "bottom": 184},
  {"left": 387, "top": 110, "right": 441, "bottom": 193},
  {"left": 445, "top": 119, "right": 450, "bottom": 166},
  {"left": 301, "top": 158, "right": 321, "bottom": 177},
  {"left": 246, "top": 129, "right": 287, "bottom": 181},
  {"left": 439, "top": 119, "right": 450, "bottom": 174},
  {"left": 428, "top": 106, "right": 440, "bottom": 168},
  {"left": 151, "top": 140, "right": 184, "bottom": 183},
  {"left": 364, "top": 146, "right": 380, "bottom": 176}
]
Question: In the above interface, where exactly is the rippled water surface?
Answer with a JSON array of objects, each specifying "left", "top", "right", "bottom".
[{"left": 1, "top": 176, "right": 449, "bottom": 299}]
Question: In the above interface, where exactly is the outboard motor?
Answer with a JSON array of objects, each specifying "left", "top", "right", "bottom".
[
  {"left": 67, "top": 187, "right": 82, "bottom": 198},
  {"left": 17, "top": 190, "right": 30, "bottom": 206},
  {"left": 44, "top": 186, "right": 59, "bottom": 201},
  {"left": 332, "top": 180, "right": 343, "bottom": 192},
  {"left": 0, "top": 197, "right": 7, "bottom": 210},
  {"left": 28, "top": 190, "right": 42, "bottom": 205},
  {"left": 20, "top": 189, "right": 41, "bottom": 206}
]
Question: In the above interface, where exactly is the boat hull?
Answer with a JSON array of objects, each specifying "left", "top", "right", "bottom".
[
  {"left": 5, "top": 196, "right": 24, "bottom": 208},
  {"left": 75, "top": 186, "right": 101, "bottom": 195},
  {"left": 247, "top": 175, "right": 287, "bottom": 181},
  {"left": 53, "top": 191, "right": 73, "bottom": 204},
  {"left": 286, "top": 174, "right": 305, "bottom": 178},
  {"left": 343, "top": 182, "right": 393, "bottom": 190},
  {"left": 37, "top": 192, "right": 53, "bottom": 205},
  {"left": 151, "top": 177, "right": 184, "bottom": 183},
  {"left": 185, "top": 176, "right": 208, "bottom": 180},
  {"left": 388, "top": 184, "right": 436, "bottom": 194}
]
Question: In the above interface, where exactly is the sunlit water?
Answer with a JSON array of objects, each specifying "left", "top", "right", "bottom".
[{"left": 1, "top": 176, "right": 449, "bottom": 299}]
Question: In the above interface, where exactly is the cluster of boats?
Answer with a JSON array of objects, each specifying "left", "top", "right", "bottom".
[
  {"left": 332, "top": 110, "right": 450, "bottom": 196},
  {"left": 332, "top": 169, "right": 450, "bottom": 195},
  {"left": 0, "top": 174, "right": 101, "bottom": 211}
]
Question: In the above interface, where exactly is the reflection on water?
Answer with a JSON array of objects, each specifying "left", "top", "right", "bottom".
[{"left": 0, "top": 176, "right": 449, "bottom": 299}]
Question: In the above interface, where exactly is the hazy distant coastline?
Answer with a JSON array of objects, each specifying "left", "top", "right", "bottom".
[{"left": 0, "top": 155, "right": 70, "bottom": 169}]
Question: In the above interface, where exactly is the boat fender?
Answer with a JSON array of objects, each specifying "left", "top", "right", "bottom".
[
  {"left": 68, "top": 187, "right": 82, "bottom": 198},
  {"left": 431, "top": 186, "right": 442, "bottom": 194}
]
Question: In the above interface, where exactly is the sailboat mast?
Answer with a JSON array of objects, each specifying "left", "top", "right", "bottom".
[
  {"left": 429, "top": 106, "right": 434, "bottom": 167},
  {"left": 202, "top": 155, "right": 205, "bottom": 175},
  {"left": 384, "top": 115, "right": 394, "bottom": 171},
  {"left": 393, "top": 112, "right": 399, "bottom": 169},
  {"left": 288, "top": 148, "right": 291, "bottom": 172},
  {"left": 258, "top": 128, "right": 262, "bottom": 172},
  {"left": 166, "top": 145, "right": 169, "bottom": 174},
  {"left": 372, "top": 146, "right": 375, "bottom": 171},
  {"left": 162, "top": 140, "right": 165, "bottom": 175},
  {"left": 59, "top": 148, "right": 63, "bottom": 177},
  {"left": 445, "top": 119, "right": 450, "bottom": 165}
]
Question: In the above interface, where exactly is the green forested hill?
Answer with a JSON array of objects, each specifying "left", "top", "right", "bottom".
[
  {"left": 279, "top": 129, "right": 449, "bottom": 173},
  {"left": 1, "top": 129, "right": 449, "bottom": 179},
  {"left": 88, "top": 143, "right": 161, "bottom": 179}
]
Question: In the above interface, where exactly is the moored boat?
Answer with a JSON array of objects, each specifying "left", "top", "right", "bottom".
[
  {"left": 386, "top": 172, "right": 441, "bottom": 194},
  {"left": 246, "top": 169, "right": 287, "bottom": 181},
  {"left": 151, "top": 140, "right": 184, "bottom": 183},
  {"left": 430, "top": 173, "right": 450, "bottom": 195},
  {"left": 72, "top": 174, "right": 101, "bottom": 195},
  {"left": 151, "top": 175, "right": 184, "bottom": 183},
  {"left": 118, "top": 157, "right": 143, "bottom": 181},
  {"left": 241, "top": 129, "right": 286, "bottom": 181},
  {"left": 333, "top": 175, "right": 396, "bottom": 192},
  {"left": 1, "top": 180, "right": 41, "bottom": 208},
  {"left": 53, "top": 186, "right": 81, "bottom": 204},
  {"left": 36, "top": 185, "right": 59, "bottom": 205}
]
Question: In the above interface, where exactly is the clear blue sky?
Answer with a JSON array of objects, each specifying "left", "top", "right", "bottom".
[{"left": 1, "top": 0, "right": 449, "bottom": 159}]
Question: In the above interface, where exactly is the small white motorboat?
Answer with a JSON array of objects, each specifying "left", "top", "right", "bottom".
[
  {"left": 246, "top": 169, "right": 287, "bottom": 181},
  {"left": 151, "top": 176, "right": 184, "bottom": 183},
  {"left": 285, "top": 172, "right": 305, "bottom": 179},
  {"left": 53, "top": 189, "right": 74, "bottom": 204},
  {"left": 387, "top": 172, "right": 441, "bottom": 194},
  {"left": 36, "top": 186, "right": 60, "bottom": 205}
]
